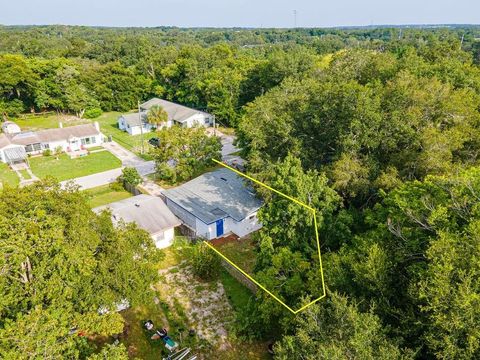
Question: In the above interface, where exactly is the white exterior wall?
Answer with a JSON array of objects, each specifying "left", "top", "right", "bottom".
[
  {"left": 118, "top": 116, "right": 155, "bottom": 136},
  {"left": 228, "top": 212, "right": 262, "bottom": 238},
  {"left": 151, "top": 227, "right": 175, "bottom": 249},
  {"left": 193, "top": 213, "right": 261, "bottom": 240},
  {"left": 195, "top": 218, "right": 217, "bottom": 240},
  {"left": 182, "top": 114, "right": 211, "bottom": 128}
]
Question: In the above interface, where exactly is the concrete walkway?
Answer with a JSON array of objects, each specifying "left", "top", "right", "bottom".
[{"left": 138, "top": 178, "right": 165, "bottom": 196}]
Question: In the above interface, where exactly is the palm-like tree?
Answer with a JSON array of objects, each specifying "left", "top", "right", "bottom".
[{"left": 147, "top": 105, "right": 168, "bottom": 129}]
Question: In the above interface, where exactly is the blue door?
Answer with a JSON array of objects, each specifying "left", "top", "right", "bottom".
[{"left": 216, "top": 219, "right": 224, "bottom": 237}]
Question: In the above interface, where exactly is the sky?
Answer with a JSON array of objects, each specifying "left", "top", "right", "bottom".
[{"left": 1, "top": 0, "right": 479, "bottom": 28}]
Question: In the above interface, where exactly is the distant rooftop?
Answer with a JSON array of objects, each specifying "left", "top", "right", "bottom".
[
  {"left": 139, "top": 98, "right": 211, "bottom": 123},
  {"left": 162, "top": 168, "right": 263, "bottom": 224}
]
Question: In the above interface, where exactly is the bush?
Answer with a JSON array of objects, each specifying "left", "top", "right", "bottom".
[
  {"left": 42, "top": 149, "right": 52, "bottom": 157},
  {"left": 119, "top": 167, "right": 142, "bottom": 188},
  {"left": 189, "top": 242, "right": 221, "bottom": 280},
  {"left": 84, "top": 108, "right": 102, "bottom": 119}
]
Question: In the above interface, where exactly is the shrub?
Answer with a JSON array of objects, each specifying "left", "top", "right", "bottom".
[
  {"left": 42, "top": 149, "right": 52, "bottom": 157},
  {"left": 84, "top": 108, "right": 102, "bottom": 119},
  {"left": 118, "top": 167, "right": 142, "bottom": 188},
  {"left": 189, "top": 242, "right": 221, "bottom": 280}
]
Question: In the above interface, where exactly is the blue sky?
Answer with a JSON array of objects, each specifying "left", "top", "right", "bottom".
[{"left": 1, "top": 0, "right": 479, "bottom": 28}]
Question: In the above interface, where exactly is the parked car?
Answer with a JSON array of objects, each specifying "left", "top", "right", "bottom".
[{"left": 149, "top": 137, "right": 160, "bottom": 147}]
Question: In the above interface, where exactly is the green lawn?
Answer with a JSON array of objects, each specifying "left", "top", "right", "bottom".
[
  {"left": 95, "top": 112, "right": 157, "bottom": 159},
  {"left": 14, "top": 113, "right": 89, "bottom": 131},
  {"left": 84, "top": 184, "right": 132, "bottom": 208},
  {"left": 213, "top": 237, "right": 257, "bottom": 274},
  {"left": 0, "top": 163, "right": 20, "bottom": 188},
  {"left": 19, "top": 169, "right": 31, "bottom": 180},
  {"left": 29, "top": 152, "right": 122, "bottom": 182}
]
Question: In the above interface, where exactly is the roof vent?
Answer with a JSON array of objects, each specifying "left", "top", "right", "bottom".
[{"left": 135, "top": 203, "right": 140, "bottom": 207}]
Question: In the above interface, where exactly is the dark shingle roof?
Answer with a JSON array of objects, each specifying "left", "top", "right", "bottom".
[{"left": 162, "top": 168, "right": 263, "bottom": 224}]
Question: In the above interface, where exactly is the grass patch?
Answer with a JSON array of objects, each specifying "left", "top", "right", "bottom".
[
  {"left": 220, "top": 269, "right": 254, "bottom": 311},
  {"left": 0, "top": 163, "right": 20, "bottom": 188},
  {"left": 214, "top": 237, "right": 257, "bottom": 274},
  {"left": 120, "top": 303, "right": 169, "bottom": 360},
  {"left": 29, "top": 152, "right": 121, "bottom": 182},
  {"left": 95, "top": 112, "right": 157, "bottom": 159},
  {"left": 216, "top": 126, "right": 236, "bottom": 136},
  {"left": 84, "top": 184, "right": 132, "bottom": 208},
  {"left": 19, "top": 169, "right": 31, "bottom": 180},
  {"left": 14, "top": 113, "right": 89, "bottom": 131}
]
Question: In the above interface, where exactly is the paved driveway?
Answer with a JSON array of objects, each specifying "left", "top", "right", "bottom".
[
  {"left": 60, "top": 168, "right": 123, "bottom": 190},
  {"left": 102, "top": 141, "right": 155, "bottom": 176}
]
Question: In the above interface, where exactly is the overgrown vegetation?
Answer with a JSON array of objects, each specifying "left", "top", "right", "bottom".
[{"left": 2, "top": 25, "right": 480, "bottom": 359}]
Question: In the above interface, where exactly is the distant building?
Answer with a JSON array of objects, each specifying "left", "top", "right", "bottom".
[
  {"left": 93, "top": 194, "right": 181, "bottom": 249},
  {"left": 162, "top": 168, "right": 262, "bottom": 240},
  {"left": 0, "top": 122, "right": 102, "bottom": 165},
  {"left": 1, "top": 121, "right": 21, "bottom": 135},
  {"left": 117, "top": 98, "right": 213, "bottom": 135}
]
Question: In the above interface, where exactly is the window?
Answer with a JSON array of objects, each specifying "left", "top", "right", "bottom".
[
  {"left": 81, "top": 137, "right": 92, "bottom": 145},
  {"left": 25, "top": 143, "right": 41, "bottom": 153},
  {"left": 43, "top": 143, "right": 50, "bottom": 149}
]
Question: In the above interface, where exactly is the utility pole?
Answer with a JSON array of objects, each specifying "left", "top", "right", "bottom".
[
  {"left": 138, "top": 100, "right": 144, "bottom": 155},
  {"left": 293, "top": 10, "right": 297, "bottom": 28}
]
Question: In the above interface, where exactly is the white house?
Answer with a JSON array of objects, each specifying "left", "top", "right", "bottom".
[
  {"left": 117, "top": 98, "right": 213, "bottom": 135},
  {"left": 117, "top": 113, "right": 155, "bottom": 136},
  {"left": 93, "top": 194, "right": 181, "bottom": 249},
  {"left": 162, "top": 168, "right": 263, "bottom": 240},
  {"left": 0, "top": 122, "right": 103, "bottom": 165}
]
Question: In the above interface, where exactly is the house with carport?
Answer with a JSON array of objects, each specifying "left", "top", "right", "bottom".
[{"left": 0, "top": 122, "right": 103, "bottom": 165}]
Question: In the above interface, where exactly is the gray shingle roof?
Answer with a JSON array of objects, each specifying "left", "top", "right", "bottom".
[
  {"left": 162, "top": 168, "right": 263, "bottom": 224},
  {"left": 140, "top": 98, "right": 211, "bottom": 123},
  {"left": 93, "top": 194, "right": 181, "bottom": 235},
  {"left": 7, "top": 124, "right": 100, "bottom": 146},
  {"left": 119, "top": 112, "right": 147, "bottom": 127}
]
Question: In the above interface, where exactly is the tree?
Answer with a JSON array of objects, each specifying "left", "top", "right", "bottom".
[
  {"left": 118, "top": 167, "right": 142, "bottom": 188},
  {"left": 151, "top": 126, "right": 221, "bottom": 184},
  {"left": 189, "top": 242, "right": 221, "bottom": 280},
  {"left": 147, "top": 104, "right": 168, "bottom": 128},
  {"left": 274, "top": 293, "right": 410, "bottom": 360},
  {"left": 0, "top": 180, "right": 162, "bottom": 358}
]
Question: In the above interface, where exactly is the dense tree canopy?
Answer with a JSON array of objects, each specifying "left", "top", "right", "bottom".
[
  {"left": 0, "top": 180, "right": 161, "bottom": 358},
  {"left": 2, "top": 25, "right": 480, "bottom": 359}
]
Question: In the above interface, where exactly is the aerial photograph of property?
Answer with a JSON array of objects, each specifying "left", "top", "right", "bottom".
[{"left": 1, "top": 0, "right": 480, "bottom": 359}]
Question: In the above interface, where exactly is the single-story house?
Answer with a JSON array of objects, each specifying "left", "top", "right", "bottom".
[
  {"left": 162, "top": 168, "right": 263, "bottom": 240},
  {"left": 117, "top": 112, "right": 155, "bottom": 136},
  {"left": 93, "top": 194, "right": 181, "bottom": 249},
  {"left": 118, "top": 98, "right": 213, "bottom": 135},
  {"left": 0, "top": 122, "right": 103, "bottom": 164}
]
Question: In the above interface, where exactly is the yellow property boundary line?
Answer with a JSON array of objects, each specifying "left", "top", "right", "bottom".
[{"left": 205, "top": 159, "right": 327, "bottom": 314}]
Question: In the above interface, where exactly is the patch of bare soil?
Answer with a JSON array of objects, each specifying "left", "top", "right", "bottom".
[{"left": 157, "top": 263, "right": 234, "bottom": 352}]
